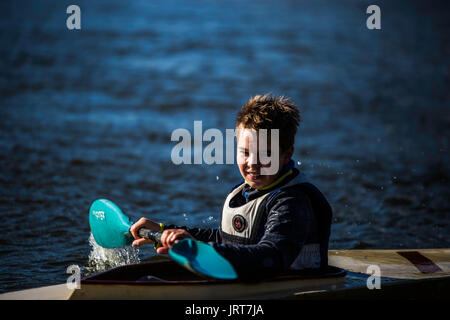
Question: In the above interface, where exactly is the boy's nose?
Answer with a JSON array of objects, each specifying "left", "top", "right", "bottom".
[{"left": 247, "top": 153, "right": 261, "bottom": 168}]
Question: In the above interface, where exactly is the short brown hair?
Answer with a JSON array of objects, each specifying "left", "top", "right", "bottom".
[{"left": 236, "top": 94, "right": 301, "bottom": 151}]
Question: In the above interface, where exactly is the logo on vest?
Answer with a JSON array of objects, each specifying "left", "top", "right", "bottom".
[{"left": 232, "top": 215, "right": 247, "bottom": 233}]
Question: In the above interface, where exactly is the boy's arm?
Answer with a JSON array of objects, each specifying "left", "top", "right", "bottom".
[
  {"left": 163, "top": 224, "right": 222, "bottom": 243},
  {"left": 160, "top": 183, "right": 242, "bottom": 243},
  {"left": 212, "top": 190, "right": 315, "bottom": 280}
]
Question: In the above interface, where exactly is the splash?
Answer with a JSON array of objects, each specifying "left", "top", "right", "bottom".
[{"left": 84, "top": 233, "right": 140, "bottom": 276}]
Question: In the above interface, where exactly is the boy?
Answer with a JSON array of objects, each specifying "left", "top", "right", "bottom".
[{"left": 130, "top": 94, "right": 332, "bottom": 279}]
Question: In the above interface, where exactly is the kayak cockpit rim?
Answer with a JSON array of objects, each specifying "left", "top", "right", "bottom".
[{"left": 81, "top": 259, "right": 346, "bottom": 286}]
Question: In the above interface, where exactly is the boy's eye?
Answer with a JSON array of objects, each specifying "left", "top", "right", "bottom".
[{"left": 259, "top": 150, "right": 271, "bottom": 157}]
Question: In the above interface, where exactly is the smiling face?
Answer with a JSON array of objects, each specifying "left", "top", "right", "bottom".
[{"left": 236, "top": 126, "right": 293, "bottom": 189}]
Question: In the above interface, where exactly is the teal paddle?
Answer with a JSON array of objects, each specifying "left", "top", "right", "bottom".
[
  {"left": 89, "top": 199, "right": 161, "bottom": 248},
  {"left": 169, "top": 238, "right": 237, "bottom": 280},
  {"left": 89, "top": 199, "right": 237, "bottom": 280}
]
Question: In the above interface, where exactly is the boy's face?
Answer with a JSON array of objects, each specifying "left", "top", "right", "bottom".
[{"left": 236, "top": 126, "right": 293, "bottom": 190}]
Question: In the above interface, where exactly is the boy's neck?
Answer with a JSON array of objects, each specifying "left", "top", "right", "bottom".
[{"left": 255, "top": 159, "right": 295, "bottom": 191}]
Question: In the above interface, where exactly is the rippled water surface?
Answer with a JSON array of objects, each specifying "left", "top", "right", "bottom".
[{"left": 0, "top": 0, "right": 449, "bottom": 293}]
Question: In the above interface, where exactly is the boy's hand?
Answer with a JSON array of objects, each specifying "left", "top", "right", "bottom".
[
  {"left": 130, "top": 217, "right": 162, "bottom": 247},
  {"left": 156, "top": 229, "right": 195, "bottom": 254}
]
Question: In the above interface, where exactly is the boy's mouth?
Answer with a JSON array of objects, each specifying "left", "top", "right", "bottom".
[{"left": 247, "top": 172, "right": 261, "bottom": 180}]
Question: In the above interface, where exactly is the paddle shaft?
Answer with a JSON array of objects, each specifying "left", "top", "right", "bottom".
[{"left": 137, "top": 228, "right": 162, "bottom": 245}]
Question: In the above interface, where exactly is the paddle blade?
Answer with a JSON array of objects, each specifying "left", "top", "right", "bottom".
[
  {"left": 169, "top": 239, "right": 238, "bottom": 280},
  {"left": 89, "top": 199, "right": 133, "bottom": 248}
]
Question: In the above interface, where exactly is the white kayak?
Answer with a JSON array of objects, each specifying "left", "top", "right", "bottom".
[{"left": 1, "top": 249, "right": 449, "bottom": 300}]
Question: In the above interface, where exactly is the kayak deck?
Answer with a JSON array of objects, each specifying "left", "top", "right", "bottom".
[
  {"left": 329, "top": 248, "right": 450, "bottom": 279},
  {"left": 1, "top": 249, "right": 449, "bottom": 299},
  {"left": 73, "top": 259, "right": 346, "bottom": 300}
]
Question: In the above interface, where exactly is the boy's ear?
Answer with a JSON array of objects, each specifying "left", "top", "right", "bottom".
[
  {"left": 287, "top": 145, "right": 294, "bottom": 157},
  {"left": 283, "top": 145, "right": 294, "bottom": 163}
]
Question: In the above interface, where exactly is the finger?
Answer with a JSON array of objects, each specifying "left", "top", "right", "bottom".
[
  {"left": 130, "top": 218, "right": 146, "bottom": 239},
  {"left": 167, "top": 230, "right": 185, "bottom": 247},
  {"left": 160, "top": 230, "right": 172, "bottom": 248},
  {"left": 172, "top": 232, "right": 190, "bottom": 247},
  {"left": 132, "top": 238, "right": 152, "bottom": 247},
  {"left": 156, "top": 246, "right": 170, "bottom": 254},
  {"left": 130, "top": 225, "right": 139, "bottom": 240},
  {"left": 168, "top": 232, "right": 178, "bottom": 246}
]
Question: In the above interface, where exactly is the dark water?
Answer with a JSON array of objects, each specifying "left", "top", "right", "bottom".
[{"left": 0, "top": 0, "right": 449, "bottom": 293}]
